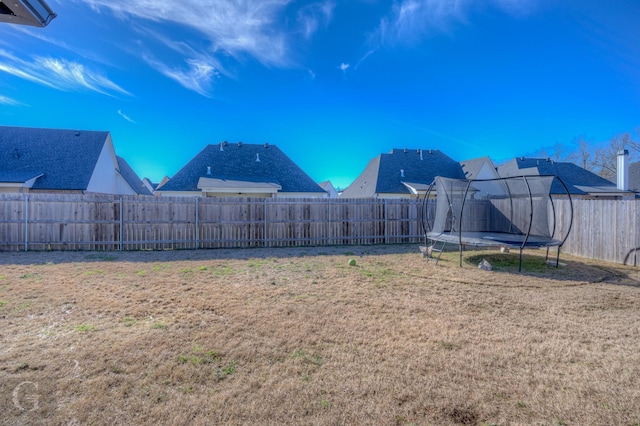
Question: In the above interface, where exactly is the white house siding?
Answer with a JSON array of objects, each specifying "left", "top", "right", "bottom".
[{"left": 86, "top": 136, "right": 136, "bottom": 195}]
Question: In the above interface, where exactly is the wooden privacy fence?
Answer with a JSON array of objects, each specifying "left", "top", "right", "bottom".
[
  {"left": 0, "top": 193, "right": 423, "bottom": 252},
  {"left": 554, "top": 198, "right": 639, "bottom": 267},
  {"left": 424, "top": 197, "right": 639, "bottom": 267},
  {"left": 0, "top": 194, "right": 638, "bottom": 266}
]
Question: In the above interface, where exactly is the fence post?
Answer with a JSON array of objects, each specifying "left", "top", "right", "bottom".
[
  {"left": 263, "top": 199, "right": 268, "bottom": 247},
  {"left": 195, "top": 197, "right": 199, "bottom": 250},
  {"left": 635, "top": 199, "right": 638, "bottom": 267},
  {"left": 384, "top": 199, "right": 388, "bottom": 245},
  {"left": 327, "top": 198, "right": 332, "bottom": 246},
  {"left": 119, "top": 196, "right": 124, "bottom": 251},
  {"left": 23, "top": 193, "right": 29, "bottom": 252}
]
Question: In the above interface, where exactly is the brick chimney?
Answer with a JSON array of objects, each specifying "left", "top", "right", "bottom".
[{"left": 617, "top": 149, "right": 629, "bottom": 191}]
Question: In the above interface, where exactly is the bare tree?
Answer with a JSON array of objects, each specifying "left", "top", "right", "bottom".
[
  {"left": 592, "top": 133, "right": 635, "bottom": 181},
  {"left": 535, "top": 141, "right": 571, "bottom": 162},
  {"left": 567, "top": 136, "right": 596, "bottom": 171},
  {"left": 626, "top": 127, "right": 640, "bottom": 157},
  {"left": 551, "top": 141, "right": 572, "bottom": 162}
]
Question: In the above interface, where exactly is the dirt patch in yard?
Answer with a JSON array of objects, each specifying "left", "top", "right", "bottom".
[{"left": 1, "top": 245, "right": 639, "bottom": 425}]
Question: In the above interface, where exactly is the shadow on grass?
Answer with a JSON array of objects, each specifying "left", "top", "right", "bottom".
[
  {"left": 426, "top": 248, "right": 640, "bottom": 287},
  {"left": 0, "top": 243, "right": 420, "bottom": 266}
]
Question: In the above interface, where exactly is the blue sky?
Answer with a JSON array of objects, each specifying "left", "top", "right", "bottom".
[{"left": 1, "top": 0, "right": 639, "bottom": 189}]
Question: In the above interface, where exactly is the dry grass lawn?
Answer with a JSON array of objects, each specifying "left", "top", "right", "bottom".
[{"left": 1, "top": 245, "right": 639, "bottom": 425}]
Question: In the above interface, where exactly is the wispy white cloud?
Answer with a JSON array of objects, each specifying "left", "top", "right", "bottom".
[
  {"left": 71, "top": 0, "right": 320, "bottom": 96},
  {"left": 75, "top": 0, "right": 294, "bottom": 67},
  {"left": 0, "top": 49, "right": 59, "bottom": 89},
  {"left": 117, "top": 109, "right": 135, "bottom": 123},
  {"left": 354, "top": 49, "right": 377, "bottom": 70},
  {"left": 37, "top": 57, "right": 132, "bottom": 96},
  {"left": 9, "top": 25, "right": 114, "bottom": 68},
  {"left": 338, "top": 62, "right": 350, "bottom": 79},
  {"left": 373, "top": 0, "right": 469, "bottom": 47},
  {"left": 61, "top": 0, "right": 337, "bottom": 96},
  {"left": 0, "top": 49, "right": 131, "bottom": 96},
  {"left": 0, "top": 95, "right": 22, "bottom": 106},
  {"left": 143, "top": 54, "right": 218, "bottom": 97},
  {"left": 132, "top": 22, "right": 231, "bottom": 95},
  {"left": 372, "top": 0, "right": 537, "bottom": 47},
  {"left": 297, "top": 1, "right": 335, "bottom": 39}
]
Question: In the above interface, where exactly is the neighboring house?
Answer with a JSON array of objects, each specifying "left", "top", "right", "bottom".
[
  {"left": 117, "top": 156, "right": 152, "bottom": 195},
  {"left": 319, "top": 180, "right": 339, "bottom": 198},
  {"left": 142, "top": 177, "right": 157, "bottom": 194},
  {"left": 497, "top": 157, "right": 633, "bottom": 199},
  {"left": 628, "top": 161, "right": 640, "bottom": 193},
  {"left": 147, "top": 176, "right": 170, "bottom": 193},
  {"left": 0, "top": 126, "right": 146, "bottom": 195},
  {"left": 155, "top": 141, "right": 327, "bottom": 198},
  {"left": 460, "top": 156, "right": 500, "bottom": 180},
  {"left": 341, "top": 148, "right": 465, "bottom": 198}
]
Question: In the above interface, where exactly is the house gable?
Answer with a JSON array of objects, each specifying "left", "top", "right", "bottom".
[
  {"left": 0, "top": 126, "right": 145, "bottom": 195},
  {"left": 319, "top": 180, "right": 339, "bottom": 198},
  {"left": 460, "top": 157, "right": 499, "bottom": 180},
  {"left": 117, "top": 156, "right": 153, "bottom": 195},
  {"left": 0, "top": 126, "right": 109, "bottom": 192},
  {"left": 86, "top": 134, "right": 138, "bottom": 194}
]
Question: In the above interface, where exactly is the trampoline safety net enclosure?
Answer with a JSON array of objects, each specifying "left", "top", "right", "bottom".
[{"left": 421, "top": 175, "right": 573, "bottom": 271}]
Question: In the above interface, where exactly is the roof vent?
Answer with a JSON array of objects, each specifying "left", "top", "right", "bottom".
[
  {"left": 428, "top": 149, "right": 432, "bottom": 154},
  {"left": 206, "top": 166, "right": 211, "bottom": 175},
  {"left": 546, "top": 157, "right": 550, "bottom": 162},
  {"left": 403, "top": 148, "right": 407, "bottom": 153},
  {"left": 220, "top": 142, "right": 224, "bottom": 151},
  {"left": 256, "top": 153, "right": 260, "bottom": 162},
  {"left": 419, "top": 149, "right": 423, "bottom": 160},
  {"left": 400, "top": 169, "right": 405, "bottom": 178},
  {"left": 264, "top": 142, "right": 269, "bottom": 148},
  {"left": 238, "top": 141, "right": 243, "bottom": 147},
  {"left": 75, "top": 130, "right": 80, "bottom": 136},
  {"left": 520, "top": 156, "right": 524, "bottom": 161}
]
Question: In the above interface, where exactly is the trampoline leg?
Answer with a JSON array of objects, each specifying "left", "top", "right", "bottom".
[
  {"left": 518, "top": 248, "right": 523, "bottom": 273},
  {"left": 555, "top": 247, "right": 561, "bottom": 268}
]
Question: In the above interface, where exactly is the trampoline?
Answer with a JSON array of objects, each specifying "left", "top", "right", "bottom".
[{"left": 421, "top": 175, "right": 574, "bottom": 271}]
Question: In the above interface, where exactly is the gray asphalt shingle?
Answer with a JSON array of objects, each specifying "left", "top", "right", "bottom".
[
  {"left": 498, "top": 157, "right": 622, "bottom": 195},
  {"left": 157, "top": 142, "right": 325, "bottom": 194},
  {"left": 0, "top": 126, "right": 109, "bottom": 190},
  {"left": 341, "top": 148, "right": 465, "bottom": 197}
]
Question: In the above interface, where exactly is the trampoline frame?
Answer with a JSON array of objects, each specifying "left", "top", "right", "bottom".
[{"left": 421, "top": 175, "right": 574, "bottom": 272}]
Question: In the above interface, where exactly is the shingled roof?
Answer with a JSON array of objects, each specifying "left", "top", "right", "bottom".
[
  {"left": 0, "top": 126, "right": 110, "bottom": 190},
  {"left": 341, "top": 148, "right": 465, "bottom": 198},
  {"left": 117, "top": 156, "right": 152, "bottom": 195},
  {"left": 157, "top": 142, "right": 325, "bottom": 195},
  {"left": 497, "top": 157, "right": 627, "bottom": 196},
  {"left": 629, "top": 161, "right": 640, "bottom": 193}
]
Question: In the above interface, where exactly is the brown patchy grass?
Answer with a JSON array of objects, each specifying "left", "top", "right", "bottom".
[{"left": 1, "top": 245, "right": 639, "bottom": 425}]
